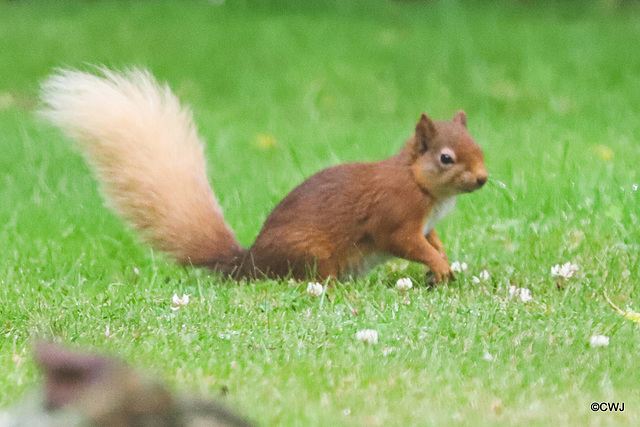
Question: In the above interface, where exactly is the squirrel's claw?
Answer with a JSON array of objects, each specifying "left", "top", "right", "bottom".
[{"left": 426, "top": 268, "right": 455, "bottom": 287}]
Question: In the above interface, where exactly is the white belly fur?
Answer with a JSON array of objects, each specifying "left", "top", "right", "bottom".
[
  {"left": 423, "top": 196, "right": 457, "bottom": 235},
  {"left": 342, "top": 196, "right": 457, "bottom": 279},
  {"left": 342, "top": 252, "right": 393, "bottom": 279}
]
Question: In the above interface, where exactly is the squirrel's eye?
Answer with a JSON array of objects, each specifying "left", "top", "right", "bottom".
[{"left": 440, "top": 153, "right": 454, "bottom": 165}]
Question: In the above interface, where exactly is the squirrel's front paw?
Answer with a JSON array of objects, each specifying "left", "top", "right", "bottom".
[{"left": 427, "top": 259, "right": 454, "bottom": 286}]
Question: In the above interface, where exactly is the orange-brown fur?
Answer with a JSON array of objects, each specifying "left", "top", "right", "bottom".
[{"left": 41, "top": 68, "right": 487, "bottom": 285}]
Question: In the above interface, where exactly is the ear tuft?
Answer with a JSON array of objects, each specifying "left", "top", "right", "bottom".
[
  {"left": 453, "top": 110, "right": 467, "bottom": 127},
  {"left": 415, "top": 113, "right": 437, "bottom": 152},
  {"left": 35, "top": 342, "right": 115, "bottom": 410}
]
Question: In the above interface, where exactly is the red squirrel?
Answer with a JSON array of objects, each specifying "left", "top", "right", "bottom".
[{"left": 40, "top": 68, "right": 487, "bottom": 285}]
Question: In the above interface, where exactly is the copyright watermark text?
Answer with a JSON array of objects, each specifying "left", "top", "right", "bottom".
[{"left": 591, "top": 402, "right": 625, "bottom": 412}]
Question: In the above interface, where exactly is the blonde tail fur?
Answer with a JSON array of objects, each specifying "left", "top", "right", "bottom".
[{"left": 40, "top": 68, "right": 245, "bottom": 268}]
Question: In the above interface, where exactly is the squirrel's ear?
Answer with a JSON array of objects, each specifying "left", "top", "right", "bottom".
[
  {"left": 415, "top": 113, "right": 437, "bottom": 152},
  {"left": 35, "top": 342, "right": 115, "bottom": 410},
  {"left": 453, "top": 110, "right": 467, "bottom": 127}
]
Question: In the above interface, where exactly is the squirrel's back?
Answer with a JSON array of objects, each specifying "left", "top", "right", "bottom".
[
  {"left": 40, "top": 68, "right": 244, "bottom": 267},
  {"left": 249, "top": 157, "right": 428, "bottom": 278}
]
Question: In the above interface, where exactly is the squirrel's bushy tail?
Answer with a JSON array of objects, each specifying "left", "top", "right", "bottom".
[{"left": 40, "top": 68, "right": 245, "bottom": 268}]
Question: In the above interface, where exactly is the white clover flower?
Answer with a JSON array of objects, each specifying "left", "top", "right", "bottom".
[
  {"left": 355, "top": 329, "right": 378, "bottom": 345},
  {"left": 381, "top": 347, "right": 395, "bottom": 356},
  {"left": 306, "top": 282, "right": 324, "bottom": 297},
  {"left": 395, "top": 278, "right": 413, "bottom": 291},
  {"left": 590, "top": 335, "right": 610, "bottom": 348},
  {"left": 473, "top": 270, "right": 490, "bottom": 284},
  {"left": 171, "top": 293, "right": 190, "bottom": 311},
  {"left": 451, "top": 261, "right": 468, "bottom": 273},
  {"left": 482, "top": 351, "right": 495, "bottom": 362},
  {"left": 509, "top": 286, "right": 533, "bottom": 303},
  {"left": 551, "top": 262, "right": 579, "bottom": 279}
]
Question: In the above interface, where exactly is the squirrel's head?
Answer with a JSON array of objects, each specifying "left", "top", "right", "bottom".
[{"left": 404, "top": 111, "right": 487, "bottom": 198}]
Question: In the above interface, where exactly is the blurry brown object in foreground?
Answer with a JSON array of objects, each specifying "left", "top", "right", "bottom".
[{"left": 1, "top": 342, "right": 255, "bottom": 427}]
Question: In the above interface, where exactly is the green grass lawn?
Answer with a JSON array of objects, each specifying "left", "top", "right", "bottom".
[{"left": 1, "top": 0, "right": 640, "bottom": 425}]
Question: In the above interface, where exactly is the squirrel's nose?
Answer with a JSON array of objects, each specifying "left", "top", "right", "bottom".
[{"left": 476, "top": 176, "right": 487, "bottom": 187}]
